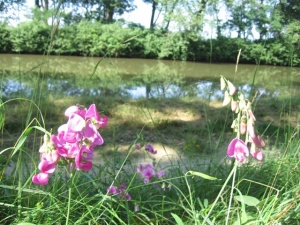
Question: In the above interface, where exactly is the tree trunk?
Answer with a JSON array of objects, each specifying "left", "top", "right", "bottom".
[
  {"left": 35, "top": 0, "right": 40, "bottom": 8},
  {"left": 150, "top": 0, "right": 156, "bottom": 29},
  {"left": 44, "top": 0, "right": 49, "bottom": 11},
  {"left": 105, "top": 8, "right": 114, "bottom": 22},
  {"left": 164, "top": 0, "right": 178, "bottom": 31}
]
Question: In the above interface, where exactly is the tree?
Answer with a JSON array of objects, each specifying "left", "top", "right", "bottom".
[
  {"left": 103, "top": 0, "right": 135, "bottom": 22},
  {"left": 35, "top": 0, "right": 49, "bottom": 10},
  {"left": 0, "top": 0, "right": 25, "bottom": 12},
  {"left": 0, "top": 0, "right": 26, "bottom": 21},
  {"left": 280, "top": 0, "right": 300, "bottom": 22},
  {"left": 62, "top": 0, "right": 135, "bottom": 23},
  {"left": 142, "top": 0, "right": 159, "bottom": 29},
  {"left": 224, "top": 0, "right": 254, "bottom": 39}
]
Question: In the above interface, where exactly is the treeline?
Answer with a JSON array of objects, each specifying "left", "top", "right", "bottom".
[{"left": 1, "top": 21, "right": 299, "bottom": 66}]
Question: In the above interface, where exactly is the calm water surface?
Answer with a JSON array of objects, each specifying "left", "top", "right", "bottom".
[{"left": 1, "top": 54, "right": 300, "bottom": 100}]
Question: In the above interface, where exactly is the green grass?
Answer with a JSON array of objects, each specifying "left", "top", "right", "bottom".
[{"left": 0, "top": 66, "right": 300, "bottom": 225}]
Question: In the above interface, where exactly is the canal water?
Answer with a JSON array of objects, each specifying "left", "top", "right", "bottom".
[{"left": 1, "top": 54, "right": 299, "bottom": 101}]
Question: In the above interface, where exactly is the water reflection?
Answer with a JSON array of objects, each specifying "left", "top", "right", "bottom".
[{"left": 1, "top": 54, "right": 300, "bottom": 100}]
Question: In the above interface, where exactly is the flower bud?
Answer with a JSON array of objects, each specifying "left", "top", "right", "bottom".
[
  {"left": 247, "top": 119, "right": 256, "bottom": 138},
  {"left": 220, "top": 76, "right": 226, "bottom": 90},
  {"left": 223, "top": 90, "right": 231, "bottom": 106},
  {"left": 240, "top": 116, "right": 247, "bottom": 135},
  {"left": 227, "top": 81, "right": 237, "bottom": 95},
  {"left": 231, "top": 99, "right": 239, "bottom": 112}
]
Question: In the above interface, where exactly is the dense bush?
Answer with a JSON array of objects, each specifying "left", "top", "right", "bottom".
[
  {"left": 10, "top": 22, "right": 51, "bottom": 54},
  {"left": 0, "top": 23, "right": 12, "bottom": 52},
  {"left": 2, "top": 21, "right": 300, "bottom": 66}
]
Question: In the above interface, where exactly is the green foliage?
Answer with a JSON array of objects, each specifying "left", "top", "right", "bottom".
[
  {"left": 52, "top": 21, "right": 145, "bottom": 57},
  {"left": 51, "top": 24, "right": 79, "bottom": 55},
  {"left": 10, "top": 22, "right": 51, "bottom": 54},
  {"left": 264, "top": 40, "right": 291, "bottom": 66},
  {"left": 4, "top": 19, "right": 300, "bottom": 65},
  {"left": 0, "top": 22, "right": 12, "bottom": 52}
]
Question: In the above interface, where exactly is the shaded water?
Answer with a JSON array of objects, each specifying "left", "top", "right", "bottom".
[{"left": 1, "top": 54, "right": 300, "bottom": 100}]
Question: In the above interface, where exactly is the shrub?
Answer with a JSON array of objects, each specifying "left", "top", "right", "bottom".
[
  {"left": 0, "top": 22, "right": 12, "bottom": 52},
  {"left": 10, "top": 21, "right": 51, "bottom": 54}
]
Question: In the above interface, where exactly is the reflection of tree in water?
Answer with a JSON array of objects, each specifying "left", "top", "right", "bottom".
[
  {"left": 2, "top": 61, "right": 300, "bottom": 100},
  {"left": 131, "top": 60, "right": 185, "bottom": 98}
]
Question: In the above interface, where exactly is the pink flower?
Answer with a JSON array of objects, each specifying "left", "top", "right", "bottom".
[
  {"left": 83, "top": 121, "right": 104, "bottom": 146},
  {"left": 137, "top": 163, "right": 165, "bottom": 183},
  {"left": 67, "top": 113, "right": 86, "bottom": 132},
  {"left": 250, "top": 142, "right": 264, "bottom": 162},
  {"left": 156, "top": 170, "right": 165, "bottom": 178},
  {"left": 145, "top": 144, "right": 157, "bottom": 154},
  {"left": 32, "top": 104, "right": 107, "bottom": 185},
  {"left": 249, "top": 135, "right": 265, "bottom": 148},
  {"left": 251, "top": 149, "right": 264, "bottom": 162},
  {"left": 142, "top": 167, "right": 156, "bottom": 183},
  {"left": 41, "top": 150, "right": 60, "bottom": 163},
  {"left": 85, "top": 104, "right": 108, "bottom": 129},
  {"left": 107, "top": 185, "right": 120, "bottom": 195},
  {"left": 38, "top": 159, "right": 56, "bottom": 174},
  {"left": 227, "top": 138, "right": 249, "bottom": 163},
  {"left": 75, "top": 146, "right": 93, "bottom": 171},
  {"left": 64, "top": 105, "right": 80, "bottom": 117},
  {"left": 107, "top": 184, "right": 131, "bottom": 200},
  {"left": 32, "top": 173, "right": 49, "bottom": 185},
  {"left": 64, "top": 105, "right": 87, "bottom": 118}
]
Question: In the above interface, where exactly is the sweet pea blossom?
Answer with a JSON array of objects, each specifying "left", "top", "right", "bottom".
[
  {"left": 250, "top": 144, "right": 264, "bottom": 162},
  {"left": 227, "top": 138, "right": 249, "bottom": 163},
  {"left": 137, "top": 163, "right": 165, "bottom": 184},
  {"left": 32, "top": 104, "right": 107, "bottom": 185},
  {"left": 32, "top": 173, "right": 49, "bottom": 185},
  {"left": 221, "top": 77, "right": 265, "bottom": 163},
  {"left": 38, "top": 159, "right": 56, "bottom": 174},
  {"left": 134, "top": 143, "right": 157, "bottom": 154},
  {"left": 85, "top": 104, "right": 108, "bottom": 129},
  {"left": 145, "top": 144, "right": 157, "bottom": 154},
  {"left": 107, "top": 184, "right": 131, "bottom": 201}
]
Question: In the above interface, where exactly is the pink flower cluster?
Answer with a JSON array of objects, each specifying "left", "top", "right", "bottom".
[
  {"left": 227, "top": 116, "right": 265, "bottom": 163},
  {"left": 107, "top": 183, "right": 131, "bottom": 201},
  {"left": 137, "top": 163, "right": 165, "bottom": 184},
  {"left": 32, "top": 104, "right": 108, "bottom": 185},
  {"left": 221, "top": 76, "right": 265, "bottom": 163}
]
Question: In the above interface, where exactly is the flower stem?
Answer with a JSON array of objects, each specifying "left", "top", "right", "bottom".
[
  {"left": 202, "top": 161, "right": 238, "bottom": 225},
  {"left": 66, "top": 186, "right": 72, "bottom": 225},
  {"left": 225, "top": 162, "right": 237, "bottom": 225}
]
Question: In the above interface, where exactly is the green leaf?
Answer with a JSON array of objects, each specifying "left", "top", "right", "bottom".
[
  {"left": 256, "top": 195, "right": 277, "bottom": 208},
  {"left": 12, "top": 127, "right": 33, "bottom": 157},
  {"left": 234, "top": 195, "right": 260, "bottom": 207},
  {"left": 171, "top": 213, "right": 185, "bottom": 225},
  {"left": 0, "top": 99, "right": 5, "bottom": 130},
  {"left": 16, "top": 223, "right": 37, "bottom": 225},
  {"left": 186, "top": 171, "right": 219, "bottom": 180}
]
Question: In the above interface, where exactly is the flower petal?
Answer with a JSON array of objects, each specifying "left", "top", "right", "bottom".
[
  {"left": 38, "top": 160, "right": 56, "bottom": 174},
  {"left": 32, "top": 173, "right": 49, "bottom": 185}
]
